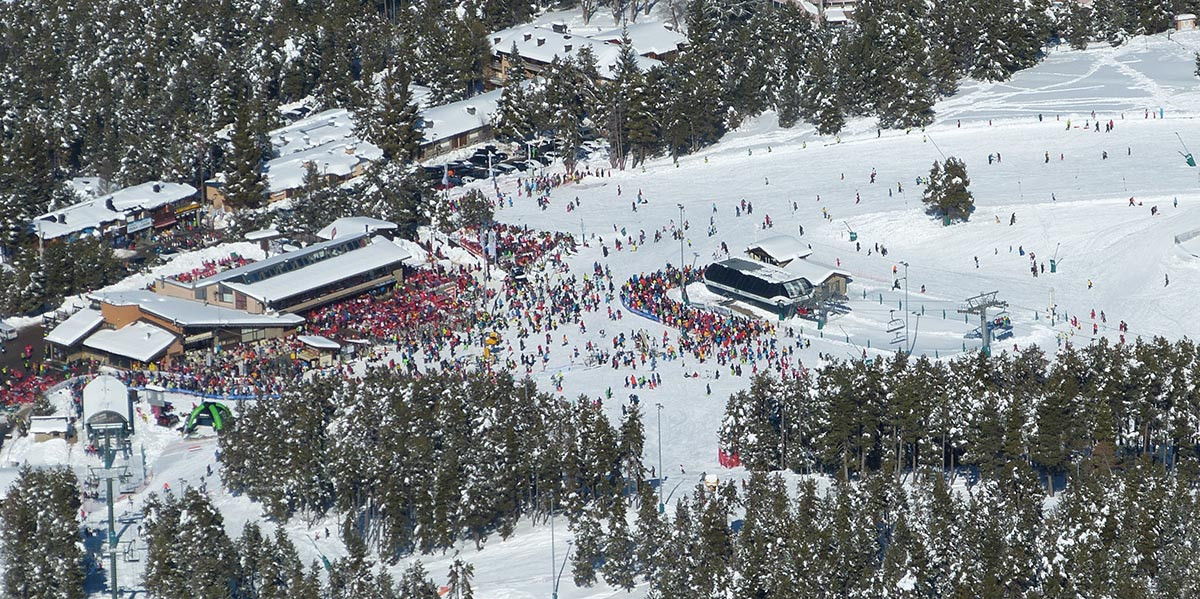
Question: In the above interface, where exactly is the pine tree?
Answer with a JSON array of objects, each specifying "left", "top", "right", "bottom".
[
  {"left": 601, "top": 499, "right": 637, "bottom": 590},
  {"left": 1060, "top": 2, "right": 1095, "bottom": 50},
  {"left": 922, "top": 157, "right": 974, "bottom": 222},
  {"left": 397, "top": 561, "right": 440, "bottom": 599},
  {"left": 359, "top": 66, "right": 422, "bottom": 163},
  {"left": 601, "top": 31, "right": 645, "bottom": 169},
  {"left": 492, "top": 44, "right": 537, "bottom": 141},
  {"left": 618, "top": 405, "right": 646, "bottom": 490},
  {"left": 237, "top": 522, "right": 271, "bottom": 597},
  {"left": 672, "top": 1, "right": 727, "bottom": 152},
  {"left": 692, "top": 484, "right": 734, "bottom": 598},
  {"left": 329, "top": 522, "right": 376, "bottom": 599},
  {"left": 144, "top": 488, "right": 240, "bottom": 598},
  {"left": 570, "top": 508, "right": 604, "bottom": 587},
  {"left": 445, "top": 557, "right": 475, "bottom": 599},
  {"left": 800, "top": 45, "right": 844, "bottom": 136},
  {"left": 0, "top": 467, "right": 84, "bottom": 599},
  {"left": 358, "top": 160, "right": 434, "bottom": 238},
  {"left": 223, "top": 102, "right": 269, "bottom": 210},
  {"left": 633, "top": 482, "right": 667, "bottom": 582}
]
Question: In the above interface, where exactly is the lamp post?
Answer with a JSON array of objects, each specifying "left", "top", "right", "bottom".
[
  {"left": 900, "top": 260, "right": 910, "bottom": 354},
  {"left": 677, "top": 203, "right": 688, "bottom": 304},
  {"left": 656, "top": 402, "right": 664, "bottom": 513}
]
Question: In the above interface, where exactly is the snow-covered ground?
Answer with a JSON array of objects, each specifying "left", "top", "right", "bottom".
[{"left": 4, "top": 30, "right": 1200, "bottom": 598}]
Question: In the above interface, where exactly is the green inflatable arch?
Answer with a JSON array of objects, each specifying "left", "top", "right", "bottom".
[{"left": 184, "top": 401, "right": 233, "bottom": 433}]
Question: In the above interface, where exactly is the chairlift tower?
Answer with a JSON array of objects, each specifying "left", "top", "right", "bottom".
[
  {"left": 958, "top": 291, "right": 1008, "bottom": 356},
  {"left": 82, "top": 375, "right": 135, "bottom": 599},
  {"left": 89, "top": 429, "right": 132, "bottom": 599}
]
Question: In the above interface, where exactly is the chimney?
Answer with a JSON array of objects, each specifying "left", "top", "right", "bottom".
[
  {"left": 536, "top": 37, "right": 545, "bottom": 46},
  {"left": 551, "top": 22, "right": 567, "bottom": 33},
  {"left": 493, "top": 36, "right": 501, "bottom": 44},
  {"left": 57, "top": 214, "right": 66, "bottom": 224},
  {"left": 152, "top": 183, "right": 161, "bottom": 193},
  {"left": 523, "top": 33, "right": 532, "bottom": 41},
  {"left": 564, "top": 44, "right": 572, "bottom": 52},
  {"left": 465, "top": 106, "right": 476, "bottom": 115},
  {"left": 105, "top": 198, "right": 115, "bottom": 211}
]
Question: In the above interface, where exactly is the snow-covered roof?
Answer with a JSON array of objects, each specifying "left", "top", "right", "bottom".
[
  {"left": 270, "top": 108, "right": 359, "bottom": 156},
  {"left": 490, "top": 24, "right": 662, "bottom": 80},
  {"left": 28, "top": 416, "right": 69, "bottom": 435},
  {"left": 783, "top": 258, "right": 852, "bottom": 286},
  {"left": 226, "top": 239, "right": 409, "bottom": 305},
  {"left": 33, "top": 199, "right": 125, "bottom": 240},
  {"left": 297, "top": 335, "right": 341, "bottom": 350},
  {"left": 824, "top": 8, "right": 850, "bottom": 22},
  {"left": 89, "top": 290, "right": 305, "bottom": 328},
  {"left": 44, "top": 308, "right": 104, "bottom": 347},
  {"left": 745, "top": 235, "right": 813, "bottom": 264},
  {"left": 0, "top": 468, "right": 19, "bottom": 500},
  {"left": 32, "top": 181, "right": 197, "bottom": 239},
  {"left": 82, "top": 375, "right": 130, "bottom": 428},
  {"left": 245, "top": 228, "right": 281, "bottom": 241},
  {"left": 83, "top": 322, "right": 176, "bottom": 363},
  {"left": 317, "top": 216, "right": 398, "bottom": 240},
  {"left": 409, "top": 83, "right": 433, "bottom": 109},
  {"left": 1176, "top": 13, "right": 1196, "bottom": 20},
  {"left": 591, "top": 22, "right": 686, "bottom": 56},
  {"left": 264, "top": 139, "right": 382, "bottom": 194},
  {"left": 712, "top": 257, "right": 807, "bottom": 284},
  {"left": 420, "top": 89, "right": 503, "bottom": 145},
  {"left": 67, "top": 176, "right": 110, "bottom": 199},
  {"left": 106, "top": 181, "right": 197, "bottom": 212},
  {"left": 187, "top": 233, "right": 371, "bottom": 287}
]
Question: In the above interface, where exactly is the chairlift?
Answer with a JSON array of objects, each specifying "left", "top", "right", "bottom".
[
  {"left": 886, "top": 310, "right": 905, "bottom": 334},
  {"left": 992, "top": 311, "right": 1015, "bottom": 340}
]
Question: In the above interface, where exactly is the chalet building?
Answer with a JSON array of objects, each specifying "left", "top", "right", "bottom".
[
  {"left": 32, "top": 181, "right": 199, "bottom": 245},
  {"left": 67, "top": 289, "right": 304, "bottom": 367},
  {"left": 743, "top": 235, "right": 851, "bottom": 298},
  {"left": 774, "top": 0, "right": 855, "bottom": 25},
  {"left": 206, "top": 109, "right": 382, "bottom": 210},
  {"left": 417, "top": 89, "right": 503, "bottom": 159},
  {"left": 486, "top": 22, "right": 671, "bottom": 88}
]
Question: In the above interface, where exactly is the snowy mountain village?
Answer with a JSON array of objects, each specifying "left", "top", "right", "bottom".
[{"left": 3, "top": 0, "right": 1200, "bottom": 597}]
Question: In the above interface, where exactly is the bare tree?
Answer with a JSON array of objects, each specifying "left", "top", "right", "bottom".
[
  {"left": 667, "top": 0, "right": 686, "bottom": 30},
  {"left": 581, "top": 0, "right": 599, "bottom": 25}
]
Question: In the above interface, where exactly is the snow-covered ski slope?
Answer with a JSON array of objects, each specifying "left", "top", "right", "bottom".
[{"left": 7, "top": 30, "right": 1200, "bottom": 598}]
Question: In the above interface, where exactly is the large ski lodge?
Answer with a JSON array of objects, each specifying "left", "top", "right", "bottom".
[{"left": 153, "top": 233, "right": 410, "bottom": 315}]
